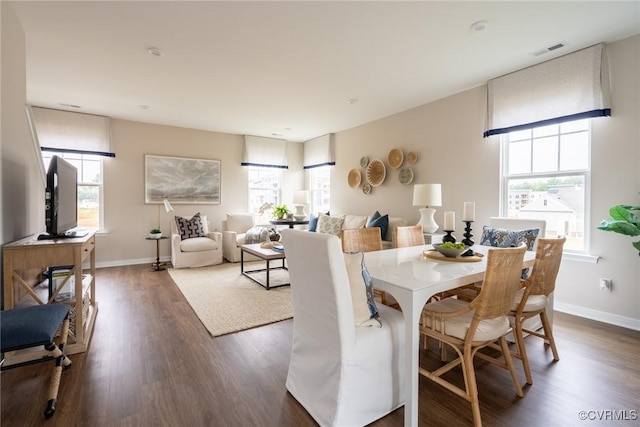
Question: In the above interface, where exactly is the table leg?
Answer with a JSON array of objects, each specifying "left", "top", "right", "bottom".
[{"left": 389, "top": 290, "right": 423, "bottom": 427}]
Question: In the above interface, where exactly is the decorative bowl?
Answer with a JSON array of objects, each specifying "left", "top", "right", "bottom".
[
  {"left": 148, "top": 233, "right": 162, "bottom": 239},
  {"left": 432, "top": 243, "right": 470, "bottom": 258}
]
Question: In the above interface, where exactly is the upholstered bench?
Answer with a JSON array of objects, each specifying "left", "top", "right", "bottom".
[{"left": 1, "top": 304, "right": 73, "bottom": 418}]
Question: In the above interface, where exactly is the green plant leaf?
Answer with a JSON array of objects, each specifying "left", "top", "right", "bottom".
[
  {"left": 633, "top": 240, "right": 640, "bottom": 256},
  {"left": 598, "top": 219, "right": 640, "bottom": 236},
  {"left": 609, "top": 205, "right": 640, "bottom": 224}
]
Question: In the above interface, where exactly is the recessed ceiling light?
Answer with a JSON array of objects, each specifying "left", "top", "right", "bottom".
[
  {"left": 347, "top": 98, "right": 358, "bottom": 104},
  {"left": 147, "top": 47, "right": 165, "bottom": 57},
  {"left": 139, "top": 105, "right": 150, "bottom": 110},
  {"left": 470, "top": 20, "right": 488, "bottom": 32}
]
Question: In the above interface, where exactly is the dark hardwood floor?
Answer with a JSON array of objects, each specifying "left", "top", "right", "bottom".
[{"left": 2, "top": 263, "right": 639, "bottom": 426}]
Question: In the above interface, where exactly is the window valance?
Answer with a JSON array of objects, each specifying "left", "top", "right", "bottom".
[
  {"left": 484, "top": 43, "right": 611, "bottom": 137},
  {"left": 29, "top": 106, "right": 114, "bottom": 157},
  {"left": 303, "top": 134, "right": 335, "bottom": 169},
  {"left": 241, "top": 135, "right": 288, "bottom": 169}
]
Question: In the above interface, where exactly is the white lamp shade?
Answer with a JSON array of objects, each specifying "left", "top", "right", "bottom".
[
  {"left": 293, "top": 190, "right": 310, "bottom": 205},
  {"left": 412, "top": 184, "right": 442, "bottom": 207},
  {"left": 163, "top": 199, "right": 174, "bottom": 213}
]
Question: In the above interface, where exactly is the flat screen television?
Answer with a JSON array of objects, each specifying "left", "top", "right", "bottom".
[{"left": 40, "top": 155, "right": 81, "bottom": 239}]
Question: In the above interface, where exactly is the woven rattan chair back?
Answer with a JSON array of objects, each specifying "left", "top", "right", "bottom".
[
  {"left": 522, "top": 237, "right": 566, "bottom": 297},
  {"left": 341, "top": 228, "right": 383, "bottom": 253},
  {"left": 394, "top": 225, "right": 425, "bottom": 248},
  {"left": 470, "top": 243, "right": 527, "bottom": 319}
]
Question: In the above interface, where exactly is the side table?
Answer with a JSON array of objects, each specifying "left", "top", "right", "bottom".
[{"left": 146, "top": 236, "right": 169, "bottom": 271}]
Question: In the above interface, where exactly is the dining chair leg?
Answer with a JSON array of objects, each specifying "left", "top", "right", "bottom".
[
  {"left": 463, "top": 350, "right": 482, "bottom": 427},
  {"left": 513, "top": 317, "right": 533, "bottom": 385},
  {"left": 499, "top": 336, "right": 524, "bottom": 397},
  {"left": 540, "top": 310, "right": 560, "bottom": 361}
]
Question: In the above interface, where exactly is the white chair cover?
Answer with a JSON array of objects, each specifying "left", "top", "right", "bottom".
[{"left": 281, "top": 229, "right": 405, "bottom": 427}]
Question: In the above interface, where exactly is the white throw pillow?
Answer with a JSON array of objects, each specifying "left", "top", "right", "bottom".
[
  {"left": 317, "top": 214, "right": 345, "bottom": 237},
  {"left": 226, "top": 213, "right": 254, "bottom": 233},
  {"left": 343, "top": 214, "right": 368, "bottom": 230},
  {"left": 344, "top": 252, "right": 381, "bottom": 327}
]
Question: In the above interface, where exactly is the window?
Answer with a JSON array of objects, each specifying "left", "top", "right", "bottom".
[
  {"left": 309, "top": 166, "right": 331, "bottom": 214},
  {"left": 501, "top": 119, "right": 590, "bottom": 251},
  {"left": 42, "top": 151, "right": 103, "bottom": 230},
  {"left": 248, "top": 166, "right": 283, "bottom": 225}
]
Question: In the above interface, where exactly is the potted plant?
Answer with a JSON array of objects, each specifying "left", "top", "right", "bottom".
[
  {"left": 272, "top": 204, "right": 290, "bottom": 220},
  {"left": 598, "top": 204, "right": 640, "bottom": 256},
  {"left": 149, "top": 228, "right": 162, "bottom": 239}
]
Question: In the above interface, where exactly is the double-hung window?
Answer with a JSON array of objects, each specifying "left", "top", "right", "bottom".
[
  {"left": 248, "top": 166, "right": 283, "bottom": 226},
  {"left": 42, "top": 151, "right": 104, "bottom": 230},
  {"left": 309, "top": 166, "right": 331, "bottom": 214},
  {"left": 501, "top": 119, "right": 590, "bottom": 251}
]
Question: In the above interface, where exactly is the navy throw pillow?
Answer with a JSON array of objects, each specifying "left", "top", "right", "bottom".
[{"left": 367, "top": 211, "right": 389, "bottom": 241}]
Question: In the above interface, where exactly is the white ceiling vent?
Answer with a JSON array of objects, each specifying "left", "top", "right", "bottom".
[{"left": 532, "top": 42, "right": 566, "bottom": 57}]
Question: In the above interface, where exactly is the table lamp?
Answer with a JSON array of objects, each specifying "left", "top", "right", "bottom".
[
  {"left": 412, "top": 184, "right": 442, "bottom": 233},
  {"left": 292, "top": 190, "right": 310, "bottom": 220}
]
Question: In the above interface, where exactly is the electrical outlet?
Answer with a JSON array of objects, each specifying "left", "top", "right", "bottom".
[{"left": 599, "top": 278, "right": 612, "bottom": 291}]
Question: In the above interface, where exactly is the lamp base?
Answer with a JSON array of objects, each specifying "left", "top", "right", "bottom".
[
  {"left": 293, "top": 204, "right": 306, "bottom": 220},
  {"left": 417, "top": 208, "right": 438, "bottom": 233}
]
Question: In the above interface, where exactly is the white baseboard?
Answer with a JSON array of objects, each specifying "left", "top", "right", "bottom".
[
  {"left": 95, "top": 256, "right": 171, "bottom": 269},
  {"left": 554, "top": 302, "right": 640, "bottom": 331}
]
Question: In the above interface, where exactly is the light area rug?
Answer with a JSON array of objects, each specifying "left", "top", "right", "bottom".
[{"left": 168, "top": 261, "right": 292, "bottom": 337}]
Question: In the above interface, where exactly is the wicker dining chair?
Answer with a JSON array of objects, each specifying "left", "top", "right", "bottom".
[
  {"left": 341, "top": 228, "right": 387, "bottom": 304},
  {"left": 419, "top": 244, "right": 527, "bottom": 427},
  {"left": 394, "top": 225, "right": 425, "bottom": 248},
  {"left": 509, "top": 236, "right": 565, "bottom": 385}
]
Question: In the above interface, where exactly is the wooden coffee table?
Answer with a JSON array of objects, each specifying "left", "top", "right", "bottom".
[{"left": 240, "top": 243, "right": 289, "bottom": 290}]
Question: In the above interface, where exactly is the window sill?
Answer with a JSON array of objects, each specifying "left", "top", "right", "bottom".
[{"left": 563, "top": 251, "right": 600, "bottom": 264}]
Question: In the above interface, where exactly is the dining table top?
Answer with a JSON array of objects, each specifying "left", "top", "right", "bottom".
[{"left": 364, "top": 244, "right": 535, "bottom": 295}]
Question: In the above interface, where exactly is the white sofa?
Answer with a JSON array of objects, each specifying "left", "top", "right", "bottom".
[
  {"left": 170, "top": 215, "right": 223, "bottom": 268},
  {"left": 314, "top": 213, "right": 408, "bottom": 250}
]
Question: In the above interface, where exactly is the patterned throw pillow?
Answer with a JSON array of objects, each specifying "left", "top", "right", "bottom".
[
  {"left": 175, "top": 213, "right": 206, "bottom": 240},
  {"left": 367, "top": 211, "right": 389, "bottom": 241},
  {"left": 344, "top": 252, "right": 381, "bottom": 327},
  {"left": 317, "top": 214, "right": 345, "bottom": 237},
  {"left": 479, "top": 226, "right": 539, "bottom": 250},
  {"left": 480, "top": 226, "right": 539, "bottom": 278}
]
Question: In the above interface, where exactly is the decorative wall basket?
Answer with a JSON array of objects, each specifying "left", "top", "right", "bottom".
[
  {"left": 407, "top": 151, "right": 418, "bottom": 164},
  {"left": 388, "top": 148, "right": 404, "bottom": 169},
  {"left": 399, "top": 167, "right": 414, "bottom": 185},
  {"left": 348, "top": 168, "right": 362, "bottom": 188},
  {"left": 366, "top": 159, "right": 386, "bottom": 187}
]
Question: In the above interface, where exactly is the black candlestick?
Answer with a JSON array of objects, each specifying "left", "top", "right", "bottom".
[
  {"left": 442, "top": 230, "right": 456, "bottom": 243},
  {"left": 461, "top": 221, "right": 474, "bottom": 247}
]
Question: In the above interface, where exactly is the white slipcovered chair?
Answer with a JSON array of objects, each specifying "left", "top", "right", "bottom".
[
  {"left": 280, "top": 229, "right": 405, "bottom": 427},
  {"left": 170, "top": 214, "right": 223, "bottom": 268},
  {"left": 221, "top": 213, "right": 262, "bottom": 262}
]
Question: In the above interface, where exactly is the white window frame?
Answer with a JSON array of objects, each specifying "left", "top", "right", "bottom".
[
  {"left": 500, "top": 119, "right": 591, "bottom": 253},
  {"left": 309, "top": 166, "right": 331, "bottom": 214},
  {"left": 247, "top": 166, "right": 283, "bottom": 226},
  {"left": 42, "top": 151, "right": 104, "bottom": 231}
]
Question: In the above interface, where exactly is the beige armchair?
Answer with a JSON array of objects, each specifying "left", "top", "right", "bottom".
[
  {"left": 221, "top": 213, "right": 261, "bottom": 262},
  {"left": 170, "top": 214, "right": 223, "bottom": 268}
]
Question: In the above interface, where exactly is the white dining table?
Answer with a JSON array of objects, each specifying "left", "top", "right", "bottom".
[{"left": 364, "top": 244, "right": 535, "bottom": 427}]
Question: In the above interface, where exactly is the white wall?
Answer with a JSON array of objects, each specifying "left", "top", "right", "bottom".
[
  {"left": 330, "top": 35, "right": 640, "bottom": 329},
  {"left": 1, "top": 4, "right": 44, "bottom": 244}
]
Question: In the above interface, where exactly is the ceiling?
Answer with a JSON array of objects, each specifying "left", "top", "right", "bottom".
[{"left": 9, "top": 1, "right": 640, "bottom": 142}]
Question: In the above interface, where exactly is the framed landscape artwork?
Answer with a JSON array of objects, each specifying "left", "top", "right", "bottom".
[{"left": 145, "top": 155, "right": 221, "bottom": 204}]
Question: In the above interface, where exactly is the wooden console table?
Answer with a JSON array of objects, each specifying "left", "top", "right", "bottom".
[{"left": 2, "top": 231, "right": 98, "bottom": 365}]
